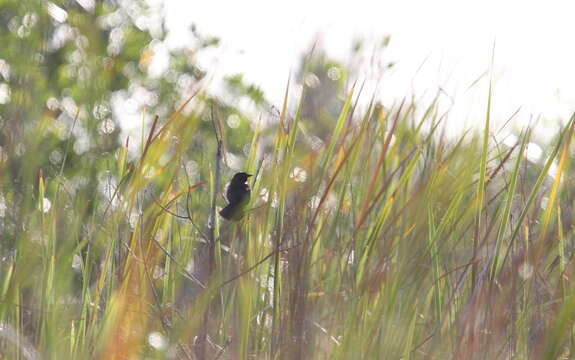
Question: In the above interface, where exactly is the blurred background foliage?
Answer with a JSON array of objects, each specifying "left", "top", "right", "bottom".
[
  {"left": 0, "top": 0, "right": 262, "bottom": 248},
  {"left": 0, "top": 0, "right": 350, "bottom": 217}
]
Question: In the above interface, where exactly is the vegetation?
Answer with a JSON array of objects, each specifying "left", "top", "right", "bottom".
[{"left": 1, "top": 1, "right": 575, "bottom": 359}]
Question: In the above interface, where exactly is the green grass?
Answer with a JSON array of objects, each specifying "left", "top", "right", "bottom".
[{"left": 1, "top": 87, "right": 575, "bottom": 360}]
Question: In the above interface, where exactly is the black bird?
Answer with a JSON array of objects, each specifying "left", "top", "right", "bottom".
[{"left": 219, "top": 172, "right": 252, "bottom": 221}]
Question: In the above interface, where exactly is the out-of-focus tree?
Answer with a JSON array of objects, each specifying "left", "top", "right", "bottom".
[
  {"left": 294, "top": 37, "right": 392, "bottom": 144},
  {"left": 296, "top": 47, "right": 347, "bottom": 141},
  {"left": 0, "top": 0, "right": 262, "bottom": 252}
]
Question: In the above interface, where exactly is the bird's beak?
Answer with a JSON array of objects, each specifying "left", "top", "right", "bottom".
[{"left": 247, "top": 174, "right": 253, "bottom": 177}]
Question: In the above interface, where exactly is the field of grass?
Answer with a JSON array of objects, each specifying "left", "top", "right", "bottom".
[{"left": 1, "top": 83, "right": 575, "bottom": 360}]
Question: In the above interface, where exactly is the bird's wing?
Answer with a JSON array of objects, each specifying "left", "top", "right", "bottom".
[{"left": 226, "top": 184, "right": 250, "bottom": 205}]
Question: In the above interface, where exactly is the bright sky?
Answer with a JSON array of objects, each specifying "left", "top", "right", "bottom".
[{"left": 162, "top": 0, "right": 575, "bottom": 139}]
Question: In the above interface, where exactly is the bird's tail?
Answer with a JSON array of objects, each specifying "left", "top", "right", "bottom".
[{"left": 219, "top": 203, "right": 244, "bottom": 221}]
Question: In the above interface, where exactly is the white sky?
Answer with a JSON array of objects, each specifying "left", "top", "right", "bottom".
[{"left": 162, "top": 0, "right": 575, "bottom": 138}]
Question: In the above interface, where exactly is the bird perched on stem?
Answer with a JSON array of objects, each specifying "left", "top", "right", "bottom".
[{"left": 219, "top": 172, "right": 252, "bottom": 221}]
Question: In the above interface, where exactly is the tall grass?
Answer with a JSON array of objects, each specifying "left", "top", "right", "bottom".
[{"left": 1, "top": 86, "right": 575, "bottom": 360}]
